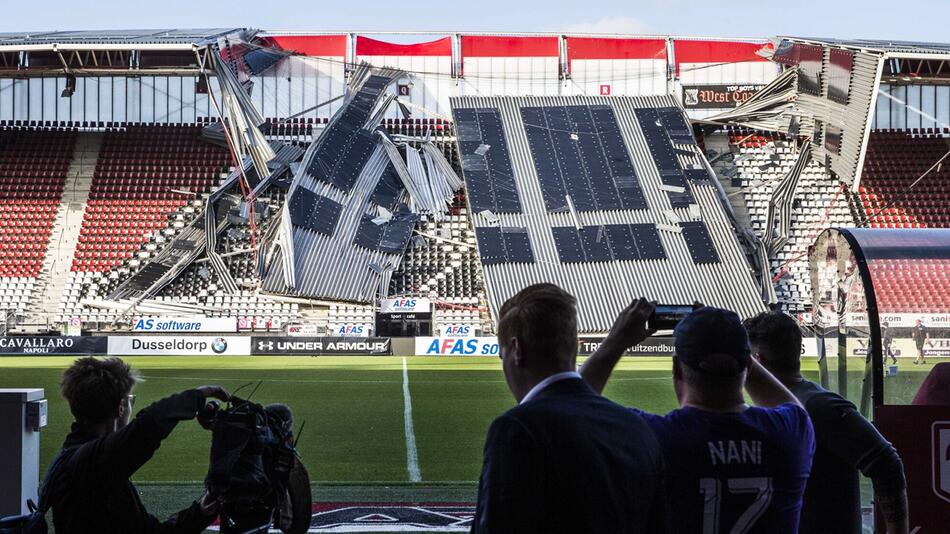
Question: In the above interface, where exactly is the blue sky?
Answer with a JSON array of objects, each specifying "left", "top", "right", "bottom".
[{"left": 3, "top": 0, "right": 948, "bottom": 43}]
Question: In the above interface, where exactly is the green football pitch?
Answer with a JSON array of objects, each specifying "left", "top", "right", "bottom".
[{"left": 0, "top": 355, "right": 939, "bottom": 487}]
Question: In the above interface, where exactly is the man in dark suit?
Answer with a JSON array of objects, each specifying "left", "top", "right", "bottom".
[{"left": 472, "top": 283, "right": 664, "bottom": 534}]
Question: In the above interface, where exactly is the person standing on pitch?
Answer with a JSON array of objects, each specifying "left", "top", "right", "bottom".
[
  {"left": 882, "top": 321, "right": 897, "bottom": 365},
  {"left": 581, "top": 300, "right": 814, "bottom": 534},
  {"left": 47, "top": 357, "right": 230, "bottom": 533},
  {"left": 912, "top": 319, "right": 928, "bottom": 364},
  {"left": 744, "top": 311, "right": 908, "bottom": 534},
  {"left": 472, "top": 284, "right": 664, "bottom": 534}
]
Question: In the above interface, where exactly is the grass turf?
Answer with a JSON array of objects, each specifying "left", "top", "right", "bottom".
[{"left": 0, "top": 355, "right": 940, "bottom": 487}]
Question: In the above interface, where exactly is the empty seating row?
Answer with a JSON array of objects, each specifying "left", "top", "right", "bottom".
[{"left": 860, "top": 130, "right": 950, "bottom": 229}]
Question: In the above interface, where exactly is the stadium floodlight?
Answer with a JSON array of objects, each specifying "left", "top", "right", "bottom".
[{"left": 61, "top": 74, "right": 76, "bottom": 98}]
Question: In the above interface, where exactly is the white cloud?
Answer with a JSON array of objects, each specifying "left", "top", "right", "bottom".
[{"left": 559, "top": 16, "right": 652, "bottom": 35}]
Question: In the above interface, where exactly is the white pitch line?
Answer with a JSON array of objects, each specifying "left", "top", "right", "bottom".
[{"left": 402, "top": 357, "right": 422, "bottom": 483}]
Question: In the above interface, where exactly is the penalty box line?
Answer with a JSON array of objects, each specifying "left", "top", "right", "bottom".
[{"left": 403, "top": 357, "right": 422, "bottom": 483}]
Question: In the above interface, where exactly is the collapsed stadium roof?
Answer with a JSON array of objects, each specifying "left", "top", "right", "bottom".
[{"left": 450, "top": 94, "right": 766, "bottom": 331}]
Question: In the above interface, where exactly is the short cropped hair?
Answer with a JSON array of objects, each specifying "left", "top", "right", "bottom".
[
  {"left": 61, "top": 357, "right": 140, "bottom": 425},
  {"left": 498, "top": 283, "right": 578, "bottom": 366},
  {"left": 743, "top": 311, "right": 803, "bottom": 373},
  {"left": 678, "top": 356, "right": 745, "bottom": 390}
]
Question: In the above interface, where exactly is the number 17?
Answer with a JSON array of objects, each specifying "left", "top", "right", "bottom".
[{"left": 699, "top": 477, "right": 773, "bottom": 534}]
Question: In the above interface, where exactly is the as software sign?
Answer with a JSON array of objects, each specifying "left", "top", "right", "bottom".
[
  {"left": 251, "top": 337, "right": 391, "bottom": 355},
  {"left": 107, "top": 336, "right": 250, "bottom": 356},
  {"left": 415, "top": 337, "right": 500, "bottom": 356},
  {"left": 132, "top": 317, "right": 237, "bottom": 333}
]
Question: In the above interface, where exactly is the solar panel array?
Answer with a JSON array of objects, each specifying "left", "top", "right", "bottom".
[
  {"left": 454, "top": 108, "right": 522, "bottom": 214},
  {"left": 553, "top": 224, "right": 666, "bottom": 263},
  {"left": 354, "top": 210, "right": 420, "bottom": 254},
  {"left": 475, "top": 227, "right": 535, "bottom": 265},
  {"left": 633, "top": 107, "right": 697, "bottom": 209},
  {"left": 680, "top": 221, "right": 720, "bottom": 264},
  {"left": 306, "top": 75, "right": 394, "bottom": 192},
  {"left": 451, "top": 95, "right": 766, "bottom": 331},
  {"left": 521, "top": 105, "right": 647, "bottom": 212},
  {"left": 289, "top": 189, "right": 343, "bottom": 236}
]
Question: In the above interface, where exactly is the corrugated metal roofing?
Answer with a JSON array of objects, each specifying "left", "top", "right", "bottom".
[
  {"left": 784, "top": 37, "right": 950, "bottom": 56},
  {"left": 0, "top": 29, "right": 246, "bottom": 46},
  {"left": 450, "top": 95, "right": 766, "bottom": 332}
]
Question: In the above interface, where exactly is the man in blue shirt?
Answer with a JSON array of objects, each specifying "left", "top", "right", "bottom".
[{"left": 581, "top": 300, "right": 815, "bottom": 534}]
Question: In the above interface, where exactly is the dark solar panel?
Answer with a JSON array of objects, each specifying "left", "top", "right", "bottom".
[
  {"left": 680, "top": 221, "right": 720, "bottom": 264},
  {"left": 354, "top": 216, "right": 385, "bottom": 250},
  {"left": 579, "top": 226, "right": 613, "bottom": 262},
  {"left": 634, "top": 108, "right": 696, "bottom": 208},
  {"left": 454, "top": 107, "right": 523, "bottom": 214},
  {"left": 354, "top": 210, "right": 419, "bottom": 253},
  {"left": 684, "top": 169, "right": 710, "bottom": 182},
  {"left": 369, "top": 164, "right": 404, "bottom": 210},
  {"left": 475, "top": 227, "right": 507, "bottom": 265},
  {"left": 475, "top": 226, "right": 535, "bottom": 265},
  {"left": 521, "top": 105, "right": 646, "bottom": 213},
  {"left": 630, "top": 224, "right": 667, "bottom": 260},
  {"left": 635, "top": 108, "right": 681, "bottom": 173},
  {"left": 242, "top": 48, "right": 284, "bottom": 75},
  {"left": 552, "top": 227, "right": 586, "bottom": 262},
  {"left": 522, "top": 107, "right": 569, "bottom": 212},
  {"left": 306, "top": 74, "right": 393, "bottom": 193},
  {"left": 289, "top": 188, "right": 343, "bottom": 236},
  {"left": 379, "top": 216, "right": 417, "bottom": 253},
  {"left": 327, "top": 130, "right": 376, "bottom": 191},
  {"left": 553, "top": 224, "right": 666, "bottom": 263},
  {"left": 657, "top": 107, "right": 695, "bottom": 145},
  {"left": 502, "top": 227, "right": 535, "bottom": 263}
]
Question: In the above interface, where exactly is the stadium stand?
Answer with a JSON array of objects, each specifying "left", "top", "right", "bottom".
[
  {"left": 58, "top": 125, "right": 233, "bottom": 325},
  {"left": 859, "top": 129, "right": 950, "bottom": 228},
  {"left": 709, "top": 127, "right": 856, "bottom": 313},
  {"left": 869, "top": 258, "right": 950, "bottom": 313},
  {"left": 390, "top": 192, "right": 489, "bottom": 333},
  {"left": 0, "top": 126, "right": 76, "bottom": 321}
]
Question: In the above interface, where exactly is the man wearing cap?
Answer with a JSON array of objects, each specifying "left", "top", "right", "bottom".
[{"left": 581, "top": 300, "right": 815, "bottom": 534}]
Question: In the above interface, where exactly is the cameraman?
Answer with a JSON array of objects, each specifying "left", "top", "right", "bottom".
[{"left": 47, "top": 357, "right": 229, "bottom": 533}]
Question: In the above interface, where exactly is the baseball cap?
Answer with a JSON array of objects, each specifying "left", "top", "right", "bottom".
[{"left": 673, "top": 306, "right": 751, "bottom": 376}]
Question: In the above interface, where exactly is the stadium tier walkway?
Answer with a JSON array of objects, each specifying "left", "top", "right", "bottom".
[{"left": 25, "top": 134, "right": 99, "bottom": 330}]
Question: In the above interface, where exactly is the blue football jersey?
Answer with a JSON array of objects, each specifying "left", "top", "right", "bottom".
[{"left": 632, "top": 404, "right": 814, "bottom": 534}]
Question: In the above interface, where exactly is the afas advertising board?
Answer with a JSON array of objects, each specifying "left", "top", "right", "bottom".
[
  {"left": 437, "top": 324, "right": 476, "bottom": 337},
  {"left": 379, "top": 298, "right": 431, "bottom": 314},
  {"left": 415, "top": 337, "right": 500, "bottom": 356}
]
